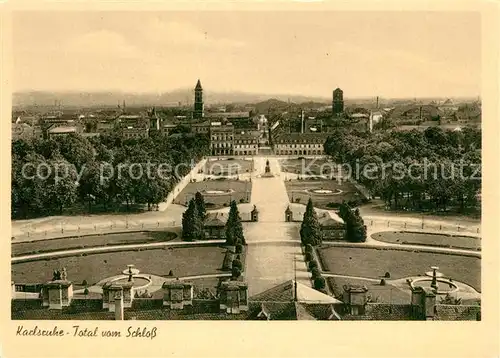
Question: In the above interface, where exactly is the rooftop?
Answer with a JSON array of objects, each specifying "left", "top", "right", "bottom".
[
  {"left": 48, "top": 126, "right": 77, "bottom": 134},
  {"left": 11, "top": 279, "right": 481, "bottom": 321}
]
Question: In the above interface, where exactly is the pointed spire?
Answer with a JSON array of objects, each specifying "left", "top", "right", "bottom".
[{"left": 195, "top": 79, "right": 203, "bottom": 90}]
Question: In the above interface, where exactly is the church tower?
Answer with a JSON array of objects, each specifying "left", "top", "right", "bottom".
[
  {"left": 194, "top": 79, "right": 204, "bottom": 119},
  {"left": 332, "top": 88, "right": 344, "bottom": 117}
]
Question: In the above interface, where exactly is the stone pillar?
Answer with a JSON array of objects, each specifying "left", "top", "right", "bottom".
[
  {"left": 251, "top": 206, "right": 259, "bottom": 222},
  {"left": 411, "top": 286, "right": 436, "bottom": 320},
  {"left": 343, "top": 285, "right": 368, "bottom": 315},
  {"left": 219, "top": 281, "right": 248, "bottom": 314},
  {"left": 43, "top": 280, "right": 73, "bottom": 310},
  {"left": 163, "top": 280, "right": 193, "bottom": 309},
  {"left": 115, "top": 291, "right": 124, "bottom": 320},
  {"left": 121, "top": 282, "right": 134, "bottom": 308},
  {"left": 410, "top": 286, "right": 425, "bottom": 320},
  {"left": 424, "top": 290, "right": 436, "bottom": 320},
  {"left": 285, "top": 207, "right": 293, "bottom": 222}
]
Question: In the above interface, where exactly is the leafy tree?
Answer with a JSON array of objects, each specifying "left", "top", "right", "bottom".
[
  {"left": 44, "top": 159, "right": 79, "bottom": 214},
  {"left": 300, "top": 198, "right": 322, "bottom": 246},
  {"left": 225, "top": 200, "right": 245, "bottom": 245}
]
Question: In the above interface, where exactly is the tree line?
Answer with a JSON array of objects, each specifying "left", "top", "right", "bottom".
[
  {"left": 324, "top": 126, "right": 481, "bottom": 214},
  {"left": 182, "top": 193, "right": 246, "bottom": 246},
  {"left": 300, "top": 198, "right": 367, "bottom": 245},
  {"left": 11, "top": 131, "right": 210, "bottom": 219}
]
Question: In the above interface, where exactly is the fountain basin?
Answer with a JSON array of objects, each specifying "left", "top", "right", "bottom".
[
  {"left": 306, "top": 188, "right": 343, "bottom": 195},
  {"left": 410, "top": 278, "right": 459, "bottom": 295},
  {"left": 201, "top": 189, "right": 235, "bottom": 195}
]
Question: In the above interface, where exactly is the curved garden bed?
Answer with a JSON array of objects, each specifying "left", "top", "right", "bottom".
[
  {"left": 371, "top": 231, "right": 481, "bottom": 251},
  {"left": 317, "top": 246, "right": 481, "bottom": 292},
  {"left": 11, "top": 231, "right": 178, "bottom": 257}
]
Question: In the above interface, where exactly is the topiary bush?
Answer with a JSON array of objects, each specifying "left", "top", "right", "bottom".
[
  {"left": 168, "top": 270, "right": 174, "bottom": 276},
  {"left": 231, "top": 266, "right": 241, "bottom": 279},
  {"left": 308, "top": 260, "right": 318, "bottom": 271},
  {"left": 314, "top": 276, "right": 326, "bottom": 290},
  {"left": 380, "top": 279, "right": 386, "bottom": 286},
  {"left": 384, "top": 272, "right": 391, "bottom": 278},
  {"left": 82, "top": 279, "right": 88, "bottom": 286},
  {"left": 304, "top": 252, "right": 313, "bottom": 262},
  {"left": 232, "top": 259, "right": 243, "bottom": 271},
  {"left": 311, "top": 267, "right": 321, "bottom": 278},
  {"left": 83, "top": 288, "right": 89, "bottom": 295},
  {"left": 235, "top": 244, "right": 243, "bottom": 254}
]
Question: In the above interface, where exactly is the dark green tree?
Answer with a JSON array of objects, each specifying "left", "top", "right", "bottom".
[
  {"left": 225, "top": 200, "right": 245, "bottom": 245},
  {"left": 182, "top": 199, "right": 204, "bottom": 241},
  {"left": 300, "top": 198, "right": 322, "bottom": 246},
  {"left": 345, "top": 207, "right": 367, "bottom": 243},
  {"left": 313, "top": 275, "right": 326, "bottom": 290},
  {"left": 195, "top": 191, "right": 207, "bottom": 220},
  {"left": 232, "top": 259, "right": 243, "bottom": 271},
  {"left": 231, "top": 266, "right": 241, "bottom": 279}
]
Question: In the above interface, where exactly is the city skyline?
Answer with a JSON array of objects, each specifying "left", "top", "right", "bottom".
[{"left": 13, "top": 11, "right": 481, "bottom": 98}]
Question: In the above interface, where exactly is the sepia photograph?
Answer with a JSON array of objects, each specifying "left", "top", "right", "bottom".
[{"left": 8, "top": 9, "right": 486, "bottom": 325}]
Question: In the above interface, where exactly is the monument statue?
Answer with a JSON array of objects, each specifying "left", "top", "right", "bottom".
[
  {"left": 52, "top": 269, "right": 61, "bottom": 281},
  {"left": 61, "top": 267, "right": 67, "bottom": 281},
  {"left": 262, "top": 159, "right": 274, "bottom": 177}
]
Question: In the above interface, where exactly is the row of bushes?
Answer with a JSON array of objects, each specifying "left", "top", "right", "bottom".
[
  {"left": 304, "top": 244, "right": 326, "bottom": 291},
  {"left": 222, "top": 243, "right": 245, "bottom": 279}
]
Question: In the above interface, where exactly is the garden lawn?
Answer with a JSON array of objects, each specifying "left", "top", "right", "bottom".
[
  {"left": 280, "top": 158, "right": 336, "bottom": 175},
  {"left": 204, "top": 159, "right": 253, "bottom": 175},
  {"left": 371, "top": 231, "right": 481, "bottom": 250},
  {"left": 12, "top": 246, "right": 227, "bottom": 288},
  {"left": 318, "top": 246, "right": 481, "bottom": 291},
  {"left": 174, "top": 180, "right": 252, "bottom": 209},
  {"left": 284, "top": 179, "right": 363, "bottom": 209},
  {"left": 11, "top": 231, "right": 179, "bottom": 257}
]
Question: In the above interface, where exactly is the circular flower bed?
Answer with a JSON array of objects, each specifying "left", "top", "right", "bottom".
[{"left": 306, "top": 188, "right": 343, "bottom": 195}]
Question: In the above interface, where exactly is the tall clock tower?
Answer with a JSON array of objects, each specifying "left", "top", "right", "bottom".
[{"left": 193, "top": 79, "right": 204, "bottom": 119}]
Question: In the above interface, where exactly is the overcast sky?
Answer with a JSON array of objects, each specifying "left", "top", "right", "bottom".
[{"left": 13, "top": 11, "right": 481, "bottom": 98}]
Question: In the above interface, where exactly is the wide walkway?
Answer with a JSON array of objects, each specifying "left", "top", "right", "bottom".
[{"left": 244, "top": 157, "right": 310, "bottom": 296}]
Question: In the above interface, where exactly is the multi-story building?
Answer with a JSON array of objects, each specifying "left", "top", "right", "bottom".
[
  {"left": 116, "top": 114, "right": 149, "bottom": 139},
  {"left": 210, "top": 122, "right": 234, "bottom": 156},
  {"left": 273, "top": 133, "right": 329, "bottom": 156},
  {"left": 121, "top": 126, "right": 149, "bottom": 140},
  {"left": 233, "top": 130, "right": 260, "bottom": 156}
]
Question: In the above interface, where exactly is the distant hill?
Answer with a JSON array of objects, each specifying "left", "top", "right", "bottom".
[{"left": 12, "top": 90, "right": 330, "bottom": 110}]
